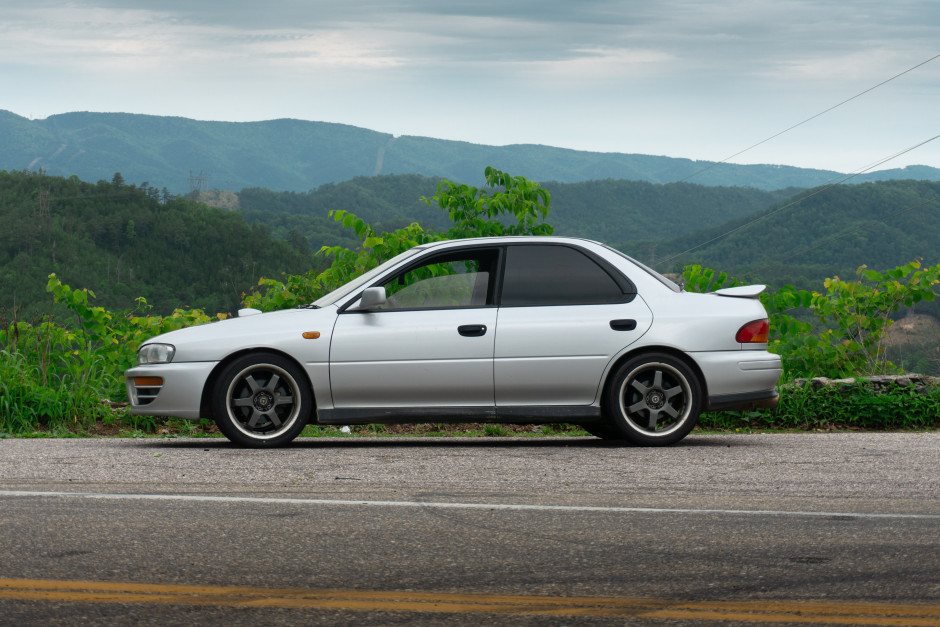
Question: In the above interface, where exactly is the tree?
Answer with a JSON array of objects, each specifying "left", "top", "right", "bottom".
[
  {"left": 243, "top": 167, "right": 553, "bottom": 311},
  {"left": 424, "top": 166, "right": 553, "bottom": 239},
  {"left": 684, "top": 260, "right": 940, "bottom": 378}
]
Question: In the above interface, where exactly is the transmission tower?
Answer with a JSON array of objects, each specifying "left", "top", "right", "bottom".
[
  {"left": 37, "top": 187, "right": 50, "bottom": 218},
  {"left": 189, "top": 170, "right": 209, "bottom": 200}
]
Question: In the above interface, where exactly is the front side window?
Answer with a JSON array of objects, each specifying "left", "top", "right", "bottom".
[
  {"left": 500, "top": 244, "right": 626, "bottom": 306},
  {"left": 314, "top": 247, "right": 423, "bottom": 308},
  {"left": 379, "top": 250, "right": 498, "bottom": 310}
]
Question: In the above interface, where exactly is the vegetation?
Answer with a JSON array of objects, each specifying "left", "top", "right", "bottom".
[
  {"left": 0, "top": 168, "right": 317, "bottom": 316},
  {"left": 243, "top": 166, "right": 552, "bottom": 310},
  {"left": 683, "top": 260, "right": 940, "bottom": 379},
  {"left": 235, "top": 175, "right": 795, "bottom": 254},
  {"left": 1, "top": 165, "right": 938, "bottom": 437},
  {"left": 700, "top": 380, "right": 940, "bottom": 432},
  {"left": 649, "top": 180, "right": 940, "bottom": 290},
  {"left": 5, "top": 110, "right": 940, "bottom": 194},
  {"left": 0, "top": 275, "right": 224, "bottom": 434}
]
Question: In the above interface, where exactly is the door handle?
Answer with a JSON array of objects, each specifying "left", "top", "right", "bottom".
[
  {"left": 610, "top": 319, "right": 637, "bottom": 331},
  {"left": 458, "top": 324, "right": 487, "bottom": 337}
]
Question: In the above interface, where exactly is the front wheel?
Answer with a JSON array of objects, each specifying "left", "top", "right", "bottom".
[
  {"left": 211, "top": 352, "right": 312, "bottom": 447},
  {"left": 603, "top": 353, "right": 701, "bottom": 446}
]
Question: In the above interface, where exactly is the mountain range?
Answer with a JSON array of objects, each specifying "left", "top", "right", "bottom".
[{"left": 3, "top": 110, "right": 939, "bottom": 194}]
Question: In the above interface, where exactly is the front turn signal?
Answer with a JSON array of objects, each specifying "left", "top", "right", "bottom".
[
  {"left": 736, "top": 319, "right": 769, "bottom": 343},
  {"left": 134, "top": 377, "right": 164, "bottom": 387}
]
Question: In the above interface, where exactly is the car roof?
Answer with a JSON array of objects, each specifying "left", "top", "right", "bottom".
[{"left": 416, "top": 235, "right": 603, "bottom": 250}]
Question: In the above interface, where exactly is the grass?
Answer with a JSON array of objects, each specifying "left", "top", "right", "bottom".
[
  {"left": 0, "top": 407, "right": 596, "bottom": 439},
  {"left": 3, "top": 379, "right": 938, "bottom": 439},
  {"left": 699, "top": 377, "right": 940, "bottom": 432}
]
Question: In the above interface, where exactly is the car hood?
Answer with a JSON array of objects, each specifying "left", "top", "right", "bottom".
[{"left": 142, "top": 307, "right": 337, "bottom": 362}]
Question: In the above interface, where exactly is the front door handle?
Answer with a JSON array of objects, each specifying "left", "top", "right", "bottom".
[
  {"left": 610, "top": 319, "right": 637, "bottom": 331},
  {"left": 458, "top": 324, "right": 487, "bottom": 337}
]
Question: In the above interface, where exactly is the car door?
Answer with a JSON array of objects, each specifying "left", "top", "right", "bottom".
[
  {"left": 329, "top": 247, "right": 500, "bottom": 410},
  {"left": 494, "top": 243, "right": 653, "bottom": 407}
]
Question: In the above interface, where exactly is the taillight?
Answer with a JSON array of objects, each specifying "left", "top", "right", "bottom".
[{"left": 736, "top": 319, "right": 769, "bottom": 343}]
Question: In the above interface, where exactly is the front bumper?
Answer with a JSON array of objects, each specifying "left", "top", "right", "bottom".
[{"left": 125, "top": 362, "right": 218, "bottom": 420}]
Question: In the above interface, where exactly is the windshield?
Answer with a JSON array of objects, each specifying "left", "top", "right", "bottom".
[{"left": 311, "top": 247, "right": 424, "bottom": 308}]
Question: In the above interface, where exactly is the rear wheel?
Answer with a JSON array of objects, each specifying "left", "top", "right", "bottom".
[
  {"left": 211, "top": 352, "right": 311, "bottom": 447},
  {"left": 603, "top": 353, "right": 701, "bottom": 446}
]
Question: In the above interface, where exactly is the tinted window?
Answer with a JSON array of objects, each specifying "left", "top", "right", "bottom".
[
  {"left": 500, "top": 245, "right": 625, "bottom": 306},
  {"left": 600, "top": 243, "right": 681, "bottom": 292}
]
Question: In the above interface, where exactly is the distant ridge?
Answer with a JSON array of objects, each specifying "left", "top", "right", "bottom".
[{"left": 1, "top": 110, "right": 938, "bottom": 193}]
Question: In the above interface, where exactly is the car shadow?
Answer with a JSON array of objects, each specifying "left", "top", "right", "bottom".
[{"left": 129, "top": 435, "right": 741, "bottom": 450}]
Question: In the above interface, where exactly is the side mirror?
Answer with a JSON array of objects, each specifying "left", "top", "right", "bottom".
[{"left": 356, "top": 286, "right": 387, "bottom": 311}]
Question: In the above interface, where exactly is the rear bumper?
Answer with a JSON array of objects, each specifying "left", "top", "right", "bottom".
[
  {"left": 707, "top": 390, "right": 779, "bottom": 412},
  {"left": 690, "top": 350, "right": 782, "bottom": 411}
]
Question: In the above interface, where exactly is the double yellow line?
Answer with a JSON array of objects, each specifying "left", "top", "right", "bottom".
[{"left": 1, "top": 577, "right": 938, "bottom": 624}]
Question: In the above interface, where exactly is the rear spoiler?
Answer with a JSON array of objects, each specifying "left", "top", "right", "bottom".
[{"left": 712, "top": 285, "right": 766, "bottom": 299}]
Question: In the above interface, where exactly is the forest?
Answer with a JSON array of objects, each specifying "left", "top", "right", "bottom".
[
  {"left": 3, "top": 168, "right": 939, "bottom": 324},
  {"left": 234, "top": 175, "right": 939, "bottom": 302},
  {"left": 236, "top": 175, "right": 799, "bottom": 248},
  {"left": 0, "top": 169, "right": 317, "bottom": 316},
  {"left": 5, "top": 110, "right": 940, "bottom": 194},
  {"left": 0, "top": 166, "right": 937, "bottom": 436}
]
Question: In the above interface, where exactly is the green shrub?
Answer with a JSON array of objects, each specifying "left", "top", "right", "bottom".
[
  {"left": 699, "top": 379, "right": 940, "bottom": 431},
  {"left": 3, "top": 166, "right": 939, "bottom": 437}
]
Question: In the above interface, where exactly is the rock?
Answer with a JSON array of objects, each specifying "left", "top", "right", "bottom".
[{"left": 782, "top": 373, "right": 939, "bottom": 396}]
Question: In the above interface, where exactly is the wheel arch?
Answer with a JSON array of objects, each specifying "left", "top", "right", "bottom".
[
  {"left": 199, "top": 348, "right": 317, "bottom": 420},
  {"left": 600, "top": 345, "right": 708, "bottom": 416}
]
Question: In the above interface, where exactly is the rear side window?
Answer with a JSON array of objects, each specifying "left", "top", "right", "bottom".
[{"left": 500, "top": 245, "right": 627, "bottom": 306}]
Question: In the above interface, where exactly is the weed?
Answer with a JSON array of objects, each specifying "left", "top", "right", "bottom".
[{"left": 700, "top": 379, "right": 940, "bottom": 431}]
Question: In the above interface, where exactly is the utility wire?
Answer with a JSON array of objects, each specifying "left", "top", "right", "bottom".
[
  {"left": 656, "top": 133, "right": 940, "bottom": 269},
  {"left": 678, "top": 53, "right": 940, "bottom": 184},
  {"left": 741, "top": 193, "right": 939, "bottom": 273}
]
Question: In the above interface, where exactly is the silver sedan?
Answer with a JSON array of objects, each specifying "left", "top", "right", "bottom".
[{"left": 126, "top": 236, "right": 781, "bottom": 447}]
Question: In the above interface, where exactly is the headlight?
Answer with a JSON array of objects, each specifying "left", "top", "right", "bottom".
[{"left": 138, "top": 343, "right": 176, "bottom": 364}]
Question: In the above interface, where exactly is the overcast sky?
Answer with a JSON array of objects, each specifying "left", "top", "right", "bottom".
[{"left": 2, "top": 0, "right": 938, "bottom": 173}]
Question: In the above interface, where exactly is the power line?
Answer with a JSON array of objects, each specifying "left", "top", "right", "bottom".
[
  {"left": 678, "top": 53, "right": 940, "bottom": 184},
  {"left": 741, "top": 193, "right": 939, "bottom": 274},
  {"left": 656, "top": 133, "right": 940, "bottom": 269}
]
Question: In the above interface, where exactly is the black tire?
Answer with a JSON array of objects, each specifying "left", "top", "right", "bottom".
[
  {"left": 211, "top": 352, "right": 312, "bottom": 447},
  {"left": 603, "top": 353, "right": 701, "bottom": 446}
]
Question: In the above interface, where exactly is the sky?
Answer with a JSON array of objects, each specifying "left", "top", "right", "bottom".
[{"left": 2, "top": 0, "right": 938, "bottom": 173}]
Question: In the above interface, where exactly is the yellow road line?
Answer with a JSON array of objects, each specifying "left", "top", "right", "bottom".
[{"left": 1, "top": 577, "right": 938, "bottom": 624}]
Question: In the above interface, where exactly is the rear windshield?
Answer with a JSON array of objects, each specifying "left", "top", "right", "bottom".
[{"left": 600, "top": 244, "right": 681, "bottom": 292}]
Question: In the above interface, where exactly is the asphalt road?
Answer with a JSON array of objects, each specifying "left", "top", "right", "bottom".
[{"left": 1, "top": 432, "right": 939, "bottom": 625}]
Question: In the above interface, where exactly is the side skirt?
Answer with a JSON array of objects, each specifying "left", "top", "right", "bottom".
[{"left": 316, "top": 406, "right": 601, "bottom": 425}]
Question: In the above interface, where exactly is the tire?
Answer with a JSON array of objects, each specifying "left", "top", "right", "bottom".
[
  {"left": 211, "top": 352, "right": 312, "bottom": 447},
  {"left": 603, "top": 353, "right": 701, "bottom": 446}
]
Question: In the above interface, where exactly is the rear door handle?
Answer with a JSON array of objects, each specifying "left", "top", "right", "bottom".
[
  {"left": 610, "top": 319, "right": 637, "bottom": 331},
  {"left": 458, "top": 324, "right": 487, "bottom": 337}
]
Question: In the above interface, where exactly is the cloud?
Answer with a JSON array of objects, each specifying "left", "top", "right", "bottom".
[{"left": 1, "top": 0, "right": 937, "bottom": 171}]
